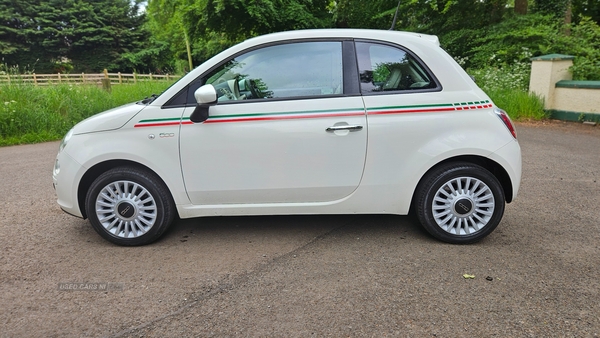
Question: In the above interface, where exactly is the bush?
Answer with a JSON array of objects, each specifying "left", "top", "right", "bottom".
[
  {"left": 441, "top": 13, "right": 600, "bottom": 81},
  {"left": 486, "top": 88, "right": 547, "bottom": 120},
  {"left": 468, "top": 63, "right": 547, "bottom": 121},
  {"left": 468, "top": 62, "right": 531, "bottom": 92},
  {"left": 0, "top": 81, "right": 174, "bottom": 146}
]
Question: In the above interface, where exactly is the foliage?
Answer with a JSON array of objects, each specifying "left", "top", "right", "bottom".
[
  {"left": 468, "top": 62, "right": 547, "bottom": 120},
  {"left": 486, "top": 88, "right": 547, "bottom": 120},
  {"left": 572, "top": 0, "right": 600, "bottom": 24},
  {"left": 439, "top": 12, "right": 600, "bottom": 81},
  {"left": 0, "top": 81, "right": 174, "bottom": 146},
  {"left": 0, "top": 0, "right": 151, "bottom": 73},
  {"left": 468, "top": 62, "right": 531, "bottom": 92},
  {"left": 562, "top": 16, "right": 600, "bottom": 80},
  {"left": 458, "top": 14, "right": 559, "bottom": 69},
  {"left": 532, "top": 0, "right": 571, "bottom": 16},
  {"left": 145, "top": 0, "right": 332, "bottom": 68}
]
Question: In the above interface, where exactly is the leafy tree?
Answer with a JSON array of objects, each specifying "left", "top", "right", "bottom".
[
  {"left": 146, "top": 0, "right": 332, "bottom": 69},
  {"left": 1, "top": 0, "right": 150, "bottom": 73},
  {"left": 515, "top": 0, "right": 528, "bottom": 14},
  {"left": 0, "top": 0, "right": 55, "bottom": 72},
  {"left": 66, "top": 0, "right": 148, "bottom": 72},
  {"left": 145, "top": 0, "right": 196, "bottom": 72},
  {"left": 572, "top": 0, "right": 600, "bottom": 24}
]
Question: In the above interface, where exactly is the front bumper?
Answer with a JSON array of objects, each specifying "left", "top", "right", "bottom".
[{"left": 53, "top": 150, "right": 85, "bottom": 218}]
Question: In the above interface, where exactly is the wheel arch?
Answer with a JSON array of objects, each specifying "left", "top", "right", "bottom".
[
  {"left": 77, "top": 159, "right": 178, "bottom": 219},
  {"left": 410, "top": 155, "right": 514, "bottom": 212}
]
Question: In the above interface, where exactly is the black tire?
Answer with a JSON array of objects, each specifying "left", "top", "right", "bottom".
[
  {"left": 415, "top": 162, "right": 505, "bottom": 244},
  {"left": 85, "top": 166, "right": 175, "bottom": 246}
]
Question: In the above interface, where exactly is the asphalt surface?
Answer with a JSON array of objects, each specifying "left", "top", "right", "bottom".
[{"left": 0, "top": 120, "right": 599, "bottom": 337}]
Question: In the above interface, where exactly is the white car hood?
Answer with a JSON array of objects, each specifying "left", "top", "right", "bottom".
[{"left": 72, "top": 103, "right": 146, "bottom": 135}]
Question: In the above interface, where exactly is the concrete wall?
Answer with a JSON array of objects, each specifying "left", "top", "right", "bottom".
[{"left": 529, "top": 54, "right": 600, "bottom": 122}]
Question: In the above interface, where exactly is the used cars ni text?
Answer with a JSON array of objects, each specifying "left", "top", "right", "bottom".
[{"left": 53, "top": 29, "right": 522, "bottom": 246}]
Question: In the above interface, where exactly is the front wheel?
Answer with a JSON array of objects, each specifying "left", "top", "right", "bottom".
[
  {"left": 85, "top": 167, "right": 175, "bottom": 246},
  {"left": 415, "top": 162, "right": 505, "bottom": 244}
]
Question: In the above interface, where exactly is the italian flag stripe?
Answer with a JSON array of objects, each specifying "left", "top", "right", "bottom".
[
  {"left": 134, "top": 101, "right": 493, "bottom": 127},
  {"left": 204, "top": 111, "right": 365, "bottom": 124}
]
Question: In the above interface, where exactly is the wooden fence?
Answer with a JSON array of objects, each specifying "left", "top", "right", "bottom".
[{"left": 0, "top": 69, "right": 181, "bottom": 86}]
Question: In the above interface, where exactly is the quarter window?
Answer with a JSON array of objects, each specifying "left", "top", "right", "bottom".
[
  {"left": 205, "top": 41, "right": 343, "bottom": 102},
  {"left": 356, "top": 42, "right": 437, "bottom": 93}
]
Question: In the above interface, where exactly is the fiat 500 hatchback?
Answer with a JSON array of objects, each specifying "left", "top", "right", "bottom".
[{"left": 53, "top": 29, "right": 521, "bottom": 246}]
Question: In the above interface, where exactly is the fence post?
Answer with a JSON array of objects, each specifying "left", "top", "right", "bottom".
[
  {"left": 133, "top": 72, "right": 137, "bottom": 84},
  {"left": 101, "top": 78, "right": 111, "bottom": 92},
  {"left": 58, "top": 73, "right": 62, "bottom": 83},
  {"left": 103, "top": 69, "right": 109, "bottom": 79},
  {"left": 150, "top": 73, "right": 153, "bottom": 81},
  {"left": 166, "top": 74, "right": 170, "bottom": 81},
  {"left": 118, "top": 72, "right": 122, "bottom": 84},
  {"left": 33, "top": 73, "right": 37, "bottom": 86},
  {"left": 81, "top": 72, "right": 85, "bottom": 84}
]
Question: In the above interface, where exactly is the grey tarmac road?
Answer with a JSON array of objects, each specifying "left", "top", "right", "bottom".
[{"left": 0, "top": 120, "right": 599, "bottom": 337}]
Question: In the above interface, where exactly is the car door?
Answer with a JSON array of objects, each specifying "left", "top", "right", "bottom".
[{"left": 179, "top": 40, "right": 367, "bottom": 205}]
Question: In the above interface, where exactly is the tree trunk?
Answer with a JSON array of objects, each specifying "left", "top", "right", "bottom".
[
  {"left": 564, "top": 0, "right": 572, "bottom": 35},
  {"left": 515, "top": 0, "right": 528, "bottom": 15}
]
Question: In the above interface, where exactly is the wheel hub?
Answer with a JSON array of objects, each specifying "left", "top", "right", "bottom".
[
  {"left": 454, "top": 198, "right": 473, "bottom": 216},
  {"left": 431, "top": 176, "right": 495, "bottom": 236},
  {"left": 95, "top": 180, "right": 157, "bottom": 239},
  {"left": 116, "top": 201, "right": 137, "bottom": 220}
]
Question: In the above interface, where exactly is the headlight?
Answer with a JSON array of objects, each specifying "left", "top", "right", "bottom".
[{"left": 59, "top": 129, "right": 74, "bottom": 153}]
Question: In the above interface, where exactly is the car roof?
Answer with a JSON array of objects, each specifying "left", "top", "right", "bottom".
[
  {"left": 152, "top": 29, "right": 478, "bottom": 107},
  {"left": 241, "top": 29, "right": 440, "bottom": 47}
]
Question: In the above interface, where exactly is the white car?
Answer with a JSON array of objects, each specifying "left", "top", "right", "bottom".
[{"left": 53, "top": 29, "right": 521, "bottom": 246}]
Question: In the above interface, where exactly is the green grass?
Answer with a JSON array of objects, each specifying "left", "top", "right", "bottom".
[
  {"left": 0, "top": 81, "right": 175, "bottom": 146},
  {"left": 485, "top": 88, "right": 548, "bottom": 120},
  {"left": 1, "top": 76, "right": 547, "bottom": 147},
  {"left": 468, "top": 63, "right": 548, "bottom": 120}
]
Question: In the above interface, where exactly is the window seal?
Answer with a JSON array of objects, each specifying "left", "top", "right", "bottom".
[
  {"left": 162, "top": 38, "right": 355, "bottom": 108},
  {"left": 353, "top": 38, "right": 443, "bottom": 96}
]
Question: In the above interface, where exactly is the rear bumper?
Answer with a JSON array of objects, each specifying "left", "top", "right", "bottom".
[{"left": 490, "top": 139, "right": 522, "bottom": 202}]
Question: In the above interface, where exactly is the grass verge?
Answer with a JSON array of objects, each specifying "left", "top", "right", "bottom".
[
  {"left": 1, "top": 80, "right": 547, "bottom": 147},
  {"left": 0, "top": 81, "right": 174, "bottom": 146},
  {"left": 486, "top": 88, "right": 548, "bottom": 120}
]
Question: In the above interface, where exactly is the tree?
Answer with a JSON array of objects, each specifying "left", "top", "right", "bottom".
[
  {"left": 146, "top": 0, "right": 332, "bottom": 69},
  {"left": 515, "top": 0, "right": 528, "bottom": 14},
  {"left": 0, "top": 0, "right": 150, "bottom": 73}
]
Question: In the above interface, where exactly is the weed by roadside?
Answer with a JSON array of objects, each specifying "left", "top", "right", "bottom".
[
  {"left": 469, "top": 62, "right": 547, "bottom": 120},
  {"left": 0, "top": 82, "right": 174, "bottom": 146}
]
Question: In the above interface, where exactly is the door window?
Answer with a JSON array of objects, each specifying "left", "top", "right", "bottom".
[
  {"left": 204, "top": 41, "right": 344, "bottom": 102},
  {"left": 356, "top": 42, "right": 438, "bottom": 94}
]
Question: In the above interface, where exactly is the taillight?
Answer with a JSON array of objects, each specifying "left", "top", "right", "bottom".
[{"left": 494, "top": 108, "right": 517, "bottom": 139}]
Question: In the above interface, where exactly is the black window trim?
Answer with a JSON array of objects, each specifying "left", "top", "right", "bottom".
[
  {"left": 353, "top": 38, "right": 443, "bottom": 96},
  {"left": 162, "top": 38, "right": 362, "bottom": 109}
]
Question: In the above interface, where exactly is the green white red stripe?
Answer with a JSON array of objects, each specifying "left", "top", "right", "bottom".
[
  {"left": 368, "top": 100, "right": 492, "bottom": 115},
  {"left": 134, "top": 100, "right": 493, "bottom": 128},
  {"left": 204, "top": 108, "right": 364, "bottom": 124},
  {"left": 134, "top": 118, "right": 193, "bottom": 128}
]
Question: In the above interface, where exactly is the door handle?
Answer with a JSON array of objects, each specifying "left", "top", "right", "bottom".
[{"left": 326, "top": 125, "right": 363, "bottom": 132}]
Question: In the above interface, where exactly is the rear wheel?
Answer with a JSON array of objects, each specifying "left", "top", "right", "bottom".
[
  {"left": 415, "top": 162, "right": 505, "bottom": 244},
  {"left": 85, "top": 167, "right": 175, "bottom": 246}
]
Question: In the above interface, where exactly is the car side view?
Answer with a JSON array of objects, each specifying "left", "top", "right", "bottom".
[{"left": 53, "top": 29, "right": 521, "bottom": 246}]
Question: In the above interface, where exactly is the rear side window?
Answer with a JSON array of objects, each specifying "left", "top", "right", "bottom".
[{"left": 356, "top": 42, "right": 438, "bottom": 94}]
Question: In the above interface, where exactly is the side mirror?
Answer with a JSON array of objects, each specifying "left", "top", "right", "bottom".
[{"left": 190, "top": 84, "right": 218, "bottom": 123}]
